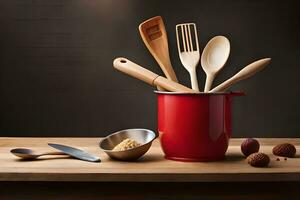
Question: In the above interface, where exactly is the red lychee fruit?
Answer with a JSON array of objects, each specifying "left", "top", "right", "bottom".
[{"left": 241, "top": 138, "right": 260, "bottom": 157}]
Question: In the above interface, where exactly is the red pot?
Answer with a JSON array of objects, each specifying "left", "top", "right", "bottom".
[{"left": 156, "top": 91, "right": 244, "bottom": 162}]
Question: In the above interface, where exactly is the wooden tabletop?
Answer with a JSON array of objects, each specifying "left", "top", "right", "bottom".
[{"left": 0, "top": 137, "right": 300, "bottom": 182}]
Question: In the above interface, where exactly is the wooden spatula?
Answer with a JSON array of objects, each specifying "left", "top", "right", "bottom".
[
  {"left": 139, "top": 16, "right": 178, "bottom": 83},
  {"left": 113, "top": 57, "right": 196, "bottom": 93}
]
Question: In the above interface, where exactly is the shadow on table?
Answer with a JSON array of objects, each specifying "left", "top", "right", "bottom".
[
  {"left": 137, "top": 154, "right": 165, "bottom": 163},
  {"left": 224, "top": 153, "right": 245, "bottom": 162},
  {"left": 14, "top": 156, "right": 76, "bottom": 162}
]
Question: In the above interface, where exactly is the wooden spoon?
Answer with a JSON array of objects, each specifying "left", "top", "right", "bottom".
[
  {"left": 209, "top": 58, "right": 271, "bottom": 93},
  {"left": 201, "top": 36, "right": 230, "bottom": 92},
  {"left": 139, "top": 16, "right": 178, "bottom": 83},
  {"left": 113, "top": 57, "right": 196, "bottom": 93}
]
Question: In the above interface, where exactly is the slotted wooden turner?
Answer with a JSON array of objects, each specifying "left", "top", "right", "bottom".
[{"left": 139, "top": 16, "right": 178, "bottom": 83}]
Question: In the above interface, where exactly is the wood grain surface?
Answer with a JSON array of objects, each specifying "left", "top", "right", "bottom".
[{"left": 1, "top": 137, "right": 300, "bottom": 182}]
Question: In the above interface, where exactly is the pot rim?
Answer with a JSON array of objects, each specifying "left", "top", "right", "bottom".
[{"left": 154, "top": 90, "right": 245, "bottom": 96}]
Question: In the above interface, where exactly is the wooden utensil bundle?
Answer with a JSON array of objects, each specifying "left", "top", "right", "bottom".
[{"left": 113, "top": 16, "right": 271, "bottom": 93}]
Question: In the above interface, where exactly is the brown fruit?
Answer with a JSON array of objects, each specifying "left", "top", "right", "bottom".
[
  {"left": 272, "top": 143, "right": 296, "bottom": 158},
  {"left": 247, "top": 153, "right": 270, "bottom": 167},
  {"left": 241, "top": 138, "right": 260, "bottom": 157}
]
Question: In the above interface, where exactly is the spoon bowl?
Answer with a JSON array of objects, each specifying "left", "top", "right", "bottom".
[
  {"left": 201, "top": 36, "right": 230, "bottom": 92},
  {"left": 11, "top": 148, "right": 38, "bottom": 159}
]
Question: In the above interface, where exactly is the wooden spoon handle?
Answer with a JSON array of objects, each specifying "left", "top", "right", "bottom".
[
  {"left": 209, "top": 58, "right": 271, "bottom": 93},
  {"left": 113, "top": 57, "right": 196, "bottom": 93},
  {"left": 204, "top": 74, "right": 215, "bottom": 92},
  {"left": 154, "top": 76, "right": 196, "bottom": 93},
  {"left": 113, "top": 57, "right": 159, "bottom": 85}
]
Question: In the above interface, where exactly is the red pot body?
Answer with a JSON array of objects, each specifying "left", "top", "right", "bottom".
[{"left": 157, "top": 91, "right": 244, "bottom": 162}]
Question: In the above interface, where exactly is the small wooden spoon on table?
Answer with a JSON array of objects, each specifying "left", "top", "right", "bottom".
[
  {"left": 201, "top": 36, "right": 230, "bottom": 92},
  {"left": 209, "top": 58, "right": 271, "bottom": 93}
]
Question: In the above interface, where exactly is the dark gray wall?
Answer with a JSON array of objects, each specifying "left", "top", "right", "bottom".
[{"left": 0, "top": 0, "right": 299, "bottom": 137}]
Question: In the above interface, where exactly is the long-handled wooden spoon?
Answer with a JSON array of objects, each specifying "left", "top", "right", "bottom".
[
  {"left": 201, "top": 36, "right": 230, "bottom": 92},
  {"left": 139, "top": 16, "right": 178, "bottom": 83},
  {"left": 209, "top": 58, "right": 271, "bottom": 93},
  {"left": 113, "top": 57, "right": 196, "bottom": 93}
]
